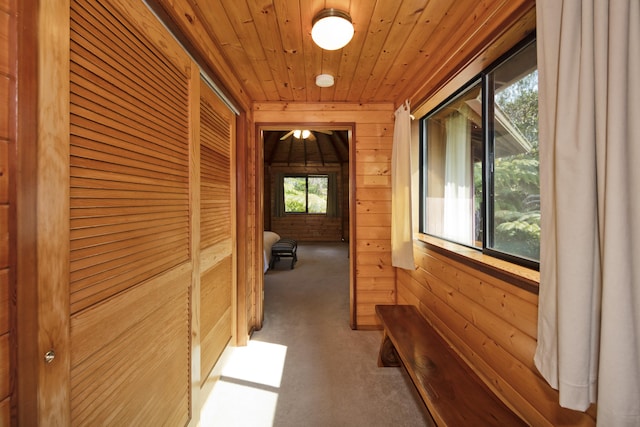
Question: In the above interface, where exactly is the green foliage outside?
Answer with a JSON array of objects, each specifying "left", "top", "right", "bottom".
[
  {"left": 492, "top": 70, "right": 540, "bottom": 260},
  {"left": 284, "top": 176, "right": 328, "bottom": 214},
  {"left": 284, "top": 177, "right": 306, "bottom": 212}
]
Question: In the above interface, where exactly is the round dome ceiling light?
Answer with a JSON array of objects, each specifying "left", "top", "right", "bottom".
[
  {"left": 315, "top": 74, "right": 335, "bottom": 88},
  {"left": 311, "top": 9, "right": 354, "bottom": 51}
]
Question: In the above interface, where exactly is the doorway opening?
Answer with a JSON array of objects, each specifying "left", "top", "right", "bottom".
[{"left": 257, "top": 125, "right": 354, "bottom": 329}]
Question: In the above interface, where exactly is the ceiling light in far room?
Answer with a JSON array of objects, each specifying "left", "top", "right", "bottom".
[
  {"left": 311, "top": 8, "right": 354, "bottom": 50},
  {"left": 293, "top": 130, "right": 311, "bottom": 139},
  {"left": 315, "top": 74, "right": 335, "bottom": 88}
]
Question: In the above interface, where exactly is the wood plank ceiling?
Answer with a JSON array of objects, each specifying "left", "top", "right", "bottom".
[
  {"left": 263, "top": 129, "right": 349, "bottom": 165},
  {"left": 180, "top": 0, "right": 535, "bottom": 104}
]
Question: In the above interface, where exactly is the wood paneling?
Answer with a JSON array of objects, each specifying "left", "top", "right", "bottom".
[
  {"left": 391, "top": 5, "right": 594, "bottom": 425},
  {"left": 0, "top": 333, "right": 8, "bottom": 405},
  {"left": 14, "top": 0, "right": 37, "bottom": 423},
  {"left": 200, "top": 80, "right": 233, "bottom": 248},
  {"left": 200, "top": 256, "right": 233, "bottom": 379},
  {"left": 0, "top": 206, "right": 7, "bottom": 270},
  {"left": 398, "top": 243, "right": 596, "bottom": 426},
  {"left": 16, "top": 0, "right": 248, "bottom": 422},
  {"left": 11, "top": 0, "right": 546, "bottom": 423},
  {"left": 69, "top": 0, "right": 191, "bottom": 314},
  {"left": 144, "top": 0, "right": 251, "bottom": 112},
  {"left": 0, "top": 397, "right": 8, "bottom": 427},
  {"left": 239, "top": 110, "right": 257, "bottom": 336},
  {"left": 70, "top": 267, "right": 190, "bottom": 425},
  {"left": 66, "top": 0, "right": 194, "bottom": 424},
  {"left": 151, "top": 0, "right": 534, "bottom": 106},
  {"left": 0, "top": 10, "right": 11, "bottom": 419},
  {"left": 0, "top": 77, "right": 7, "bottom": 143},
  {"left": 0, "top": 6, "right": 9, "bottom": 79},
  {"left": 0, "top": 270, "right": 7, "bottom": 334},
  {"left": 0, "top": 269, "right": 7, "bottom": 422},
  {"left": 199, "top": 78, "right": 235, "bottom": 380},
  {"left": 254, "top": 102, "right": 394, "bottom": 327},
  {"left": 34, "top": 0, "right": 71, "bottom": 423}
]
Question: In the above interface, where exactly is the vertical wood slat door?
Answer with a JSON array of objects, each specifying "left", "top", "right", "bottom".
[
  {"left": 199, "top": 79, "right": 236, "bottom": 382},
  {"left": 69, "top": 0, "right": 194, "bottom": 424}
]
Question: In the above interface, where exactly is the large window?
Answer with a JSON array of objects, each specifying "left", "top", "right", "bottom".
[
  {"left": 420, "top": 39, "right": 539, "bottom": 267},
  {"left": 283, "top": 175, "right": 328, "bottom": 214}
]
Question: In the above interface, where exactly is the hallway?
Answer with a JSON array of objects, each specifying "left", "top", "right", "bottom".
[{"left": 202, "top": 242, "right": 434, "bottom": 426}]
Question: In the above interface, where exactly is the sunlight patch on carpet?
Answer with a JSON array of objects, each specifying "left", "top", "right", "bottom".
[{"left": 200, "top": 340, "right": 287, "bottom": 426}]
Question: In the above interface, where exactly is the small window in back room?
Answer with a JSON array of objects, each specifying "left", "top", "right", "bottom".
[
  {"left": 284, "top": 175, "right": 328, "bottom": 214},
  {"left": 420, "top": 38, "right": 539, "bottom": 268}
]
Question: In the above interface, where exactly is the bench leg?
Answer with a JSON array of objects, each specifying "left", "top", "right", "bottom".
[{"left": 378, "top": 332, "right": 401, "bottom": 367}]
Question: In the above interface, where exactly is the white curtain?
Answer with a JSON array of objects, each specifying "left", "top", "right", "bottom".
[
  {"left": 534, "top": 1, "right": 640, "bottom": 425},
  {"left": 443, "top": 112, "right": 473, "bottom": 245},
  {"left": 391, "top": 100, "right": 415, "bottom": 270}
]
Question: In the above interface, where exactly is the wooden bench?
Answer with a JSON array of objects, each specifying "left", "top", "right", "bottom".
[
  {"left": 376, "top": 305, "right": 526, "bottom": 427},
  {"left": 269, "top": 238, "right": 298, "bottom": 270}
]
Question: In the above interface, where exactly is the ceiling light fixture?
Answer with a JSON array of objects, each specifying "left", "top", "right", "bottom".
[
  {"left": 293, "top": 130, "right": 311, "bottom": 139},
  {"left": 315, "top": 74, "right": 335, "bottom": 88},
  {"left": 311, "top": 9, "right": 354, "bottom": 50}
]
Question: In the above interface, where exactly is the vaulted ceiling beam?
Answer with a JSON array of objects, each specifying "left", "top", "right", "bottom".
[
  {"left": 265, "top": 132, "right": 282, "bottom": 165},
  {"left": 316, "top": 134, "right": 325, "bottom": 166}
]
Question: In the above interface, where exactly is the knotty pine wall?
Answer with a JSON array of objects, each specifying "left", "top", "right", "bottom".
[
  {"left": 242, "top": 111, "right": 260, "bottom": 336},
  {"left": 0, "top": 0, "right": 14, "bottom": 423},
  {"left": 254, "top": 103, "right": 395, "bottom": 328},
  {"left": 397, "top": 5, "right": 596, "bottom": 425},
  {"left": 398, "top": 241, "right": 596, "bottom": 426}
]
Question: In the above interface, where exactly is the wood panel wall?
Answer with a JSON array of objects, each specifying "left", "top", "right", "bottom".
[
  {"left": 396, "top": 6, "right": 597, "bottom": 424},
  {"left": 398, "top": 242, "right": 596, "bottom": 426},
  {"left": 240, "top": 111, "right": 258, "bottom": 337},
  {"left": 0, "top": 0, "right": 14, "bottom": 422},
  {"left": 267, "top": 164, "right": 347, "bottom": 242},
  {"left": 254, "top": 103, "right": 395, "bottom": 328}
]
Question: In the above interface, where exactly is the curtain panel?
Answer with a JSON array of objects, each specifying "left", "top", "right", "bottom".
[
  {"left": 535, "top": 1, "right": 640, "bottom": 425},
  {"left": 391, "top": 101, "right": 415, "bottom": 270},
  {"left": 274, "top": 173, "right": 285, "bottom": 217},
  {"left": 443, "top": 112, "right": 473, "bottom": 245},
  {"left": 326, "top": 172, "right": 339, "bottom": 217}
]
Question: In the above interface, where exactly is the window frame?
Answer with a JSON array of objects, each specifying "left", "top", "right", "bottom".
[
  {"left": 282, "top": 174, "right": 329, "bottom": 215},
  {"left": 419, "top": 36, "right": 539, "bottom": 270}
]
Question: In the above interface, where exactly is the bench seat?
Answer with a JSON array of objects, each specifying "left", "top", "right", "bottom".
[
  {"left": 269, "top": 238, "right": 298, "bottom": 270},
  {"left": 376, "top": 304, "right": 525, "bottom": 427}
]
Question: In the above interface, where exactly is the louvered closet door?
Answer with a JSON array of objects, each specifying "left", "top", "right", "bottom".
[
  {"left": 199, "top": 79, "right": 236, "bottom": 381},
  {"left": 69, "top": 0, "right": 194, "bottom": 424}
]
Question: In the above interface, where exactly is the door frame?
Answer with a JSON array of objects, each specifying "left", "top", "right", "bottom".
[
  {"left": 253, "top": 123, "right": 356, "bottom": 330},
  {"left": 16, "top": 0, "right": 72, "bottom": 424}
]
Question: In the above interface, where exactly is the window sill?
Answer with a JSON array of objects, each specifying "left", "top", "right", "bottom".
[{"left": 415, "top": 234, "right": 540, "bottom": 294}]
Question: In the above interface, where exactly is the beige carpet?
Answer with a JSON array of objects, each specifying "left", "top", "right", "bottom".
[{"left": 203, "top": 242, "right": 435, "bottom": 427}]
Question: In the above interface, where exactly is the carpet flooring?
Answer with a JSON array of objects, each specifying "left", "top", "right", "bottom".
[{"left": 202, "top": 242, "right": 435, "bottom": 427}]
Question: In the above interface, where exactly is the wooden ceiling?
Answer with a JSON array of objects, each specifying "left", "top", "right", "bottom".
[
  {"left": 263, "top": 129, "right": 349, "bottom": 165},
  {"left": 175, "top": 0, "right": 535, "bottom": 105}
]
